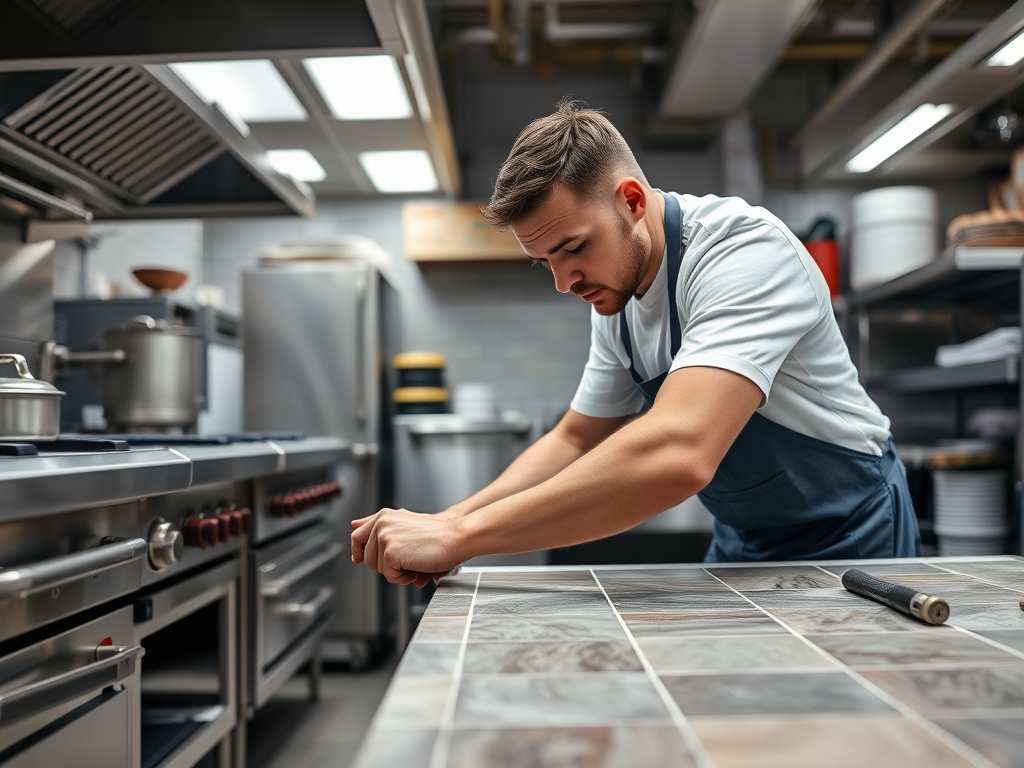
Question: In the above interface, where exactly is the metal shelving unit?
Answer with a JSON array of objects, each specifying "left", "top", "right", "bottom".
[
  {"left": 867, "top": 356, "right": 1019, "bottom": 394},
  {"left": 837, "top": 248, "right": 1023, "bottom": 557}
]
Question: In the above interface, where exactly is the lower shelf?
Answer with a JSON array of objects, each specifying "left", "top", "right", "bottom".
[{"left": 866, "top": 356, "right": 1019, "bottom": 393}]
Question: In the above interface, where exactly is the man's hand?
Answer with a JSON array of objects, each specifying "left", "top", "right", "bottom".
[{"left": 351, "top": 509, "right": 465, "bottom": 586}]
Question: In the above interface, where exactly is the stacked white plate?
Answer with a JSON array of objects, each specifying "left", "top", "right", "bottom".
[{"left": 933, "top": 469, "right": 1009, "bottom": 556}]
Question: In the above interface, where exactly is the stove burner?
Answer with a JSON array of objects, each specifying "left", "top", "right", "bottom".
[
  {"left": 0, "top": 432, "right": 305, "bottom": 456},
  {"left": 103, "top": 432, "right": 305, "bottom": 446}
]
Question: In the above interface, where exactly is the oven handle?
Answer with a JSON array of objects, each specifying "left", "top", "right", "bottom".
[
  {"left": 0, "top": 644, "right": 144, "bottom": 727},
  {"left": 274, "top": 586, "right": 335, "bottom": 618},
  {"left": 0, "top": 538, "right": 148, "bottom": 599},
  {"left": 262, "top": 542, "right": 344, "bottom": 599}
]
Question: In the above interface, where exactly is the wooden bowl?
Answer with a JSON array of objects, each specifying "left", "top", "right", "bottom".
[{"left": 133, "top": 268, "right": 188, "bottom": 293}]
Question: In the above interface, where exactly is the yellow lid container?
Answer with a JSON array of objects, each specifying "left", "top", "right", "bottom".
[
  {"left": 392, "top": 387, "right": 449, "bottom": 403},
  {"left": 393, "top": 351, "right": 447, "bottom": 370}
]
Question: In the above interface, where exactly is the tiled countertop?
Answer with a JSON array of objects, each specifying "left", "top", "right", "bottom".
[{"left": 352, "top": 557, "right": 1024, "bottom": 768}]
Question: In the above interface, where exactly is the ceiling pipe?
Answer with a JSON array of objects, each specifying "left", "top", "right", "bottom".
[
  {"left": 785, "top": 0, "right": 954, "bottom": 150},
  {"left": 543, "top": 0, "right": 657, "bottom": 41}
]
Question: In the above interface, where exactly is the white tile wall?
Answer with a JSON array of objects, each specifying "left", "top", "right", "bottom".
[
  {"left": 202, "top": 198, "right": 593, "bottom": 422},
  {"left": 52, "top": 220, "right": 203, "bottom": 300}
]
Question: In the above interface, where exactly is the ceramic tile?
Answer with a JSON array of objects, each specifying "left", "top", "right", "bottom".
[
  {"left": 414, "top": 616, "right": 470, "bottom": 642},
  {"left": 947, "top": 602, "right": 1024, "bottom": 631},
  {"left": 608, "top": 591, "right": 751, "bottom": 613},
  {"left": 397, "top": 643, "right": 462, "bottom": 677},
  {"left": 476, "top": 582, "right": 602, "bottom": 597},
  {"left": 422, "top": 595, "right": 474, "bottom": 617},
  {"left": 822, "top": 563, "right": 948, "bottom": 577},
  {"left": 445, "top": 725, "right": 699, "bottom": 768},
  {"left": 937, "top": 561, "right": 1024, "bottom": 588},
  {"left": 691, "top": 716, "right": 977, "bottom": 768},
  {"left": 478, "top": 571, "right": 599, "bottom": 590},
  {"left": 599, "top": 577, "right": 733, "bottom": 595},
  {"left": 975, "top": 630, "right": 1024, "bottom": 655},
  {"left": 663, "top": 671, "right": 892, "bottom": 717},
  {"left": 463, "top": 640, "right": 642, "bottom": 675},
  {"left": 861, "top": 666, "right": 1024, "bottom": 713},
  {"left": 593, "top": 567, "right": 715, "bottom": 581},
  {"left": 770, "top": 606, "right": 942, "bottom": 634},
  {"left": 933, "top": 716, "right": 1024, "bottom": 768},
  {"left": 744, "top": 589, "right": 867, "bottom": 610},
  {"left": 638, "top": 635, "right": 834, "bottom": 673},
  {"left": 473, "top": 592, "right": 613, "bottom": 616},
  {"left": 375, "top": 676, "right": 452, "bottom": 729},
  {"left": 468, "top": 614, "right": 627, "bottom": 642},
  {"left": 453, "top": 674, "right": 671, "bottom": 727},
  {"left": 433, "top": 580, "right": 478, "bottom": 596},
  {"left": 349, "top": 728, "right": 438, "bottom": 768},
  {"left": 621, "top": 610, "right": 788, "bottom": 638},
  {"left": 708, "top": 566, "right": 838, "bottom": 591},
  {"left": 807, "top": 630, "right": 1023, "bottom": 668},
  {"left": 663, "top": 671, "right": 888, "bottom": 720}
]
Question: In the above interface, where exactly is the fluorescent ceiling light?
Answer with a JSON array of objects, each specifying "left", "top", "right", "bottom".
[
  {"left": 359, "top": 150, "right": 437, "bottom": 193},
  {"left": 304, "top": 56, "right": 412, "bottom": 120},
  {"left": 266, "top": 150, "right": 326, "bottom": 182},
  {"left": 845, "top": 103, "right": 955, "bottom": 173},
  {"left": 169, "top": 60, "right": 308, "bottom": 131},
  {"left": 987, "top": 29, "right": 1024, "bottom": 67}
]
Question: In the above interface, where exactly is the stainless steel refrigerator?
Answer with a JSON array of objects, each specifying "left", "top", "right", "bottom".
[{"left": 243, "top": 258, "right": 398, "bottom": 667}]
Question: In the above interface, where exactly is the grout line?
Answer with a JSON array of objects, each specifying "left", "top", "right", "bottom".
[
  {"left": 946, "top": 623, "right": 1024, "bottom": 663},
  {"left": 427, "top": 570, "right": 482, "bottom": 768},
  {"left": 701, "top": 568, "right": 1002, "bottom": 768},
  {"left": 589, "top": 569, "right": 718, "bottom": 768}
]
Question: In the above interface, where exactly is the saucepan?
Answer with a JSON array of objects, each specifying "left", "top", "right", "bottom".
[{"left": 0, "top": 353, "right": 63, "bottom": 441}]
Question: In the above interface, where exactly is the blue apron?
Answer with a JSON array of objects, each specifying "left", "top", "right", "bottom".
[{"left": 619, "top": 192, "right": 921, "bottom": 563}]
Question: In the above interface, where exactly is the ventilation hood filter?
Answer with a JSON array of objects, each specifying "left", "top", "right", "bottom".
[{"left": 2, "top": 66, "right": 223, "bottom": 204}]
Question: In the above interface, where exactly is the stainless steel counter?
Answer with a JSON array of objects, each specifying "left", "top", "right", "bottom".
[
  {"left": 352, "top": 557, "right": 1024, "bottom": 768},
  {"left": 0, "top": 437, "right": 350, "bottom": 522}
]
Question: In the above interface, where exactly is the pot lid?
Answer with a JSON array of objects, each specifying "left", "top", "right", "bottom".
[{"left": 0, "top": 354, "right": 64, "bottom": 395}]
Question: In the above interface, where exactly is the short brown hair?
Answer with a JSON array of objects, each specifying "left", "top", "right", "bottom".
[{"left": 483, "top": 98, "right": 647, "bottom": 229}]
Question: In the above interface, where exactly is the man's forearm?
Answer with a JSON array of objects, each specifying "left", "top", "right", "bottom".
[
  {"left": 439, "top": 427, "right": 588, "bottom": 518},
  {"left": 455, "top": 412, "right": 707, "bottom": 557}
]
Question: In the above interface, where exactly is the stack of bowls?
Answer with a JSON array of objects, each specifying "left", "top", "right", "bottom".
[
  {"left": 933, "top": 469, "right": 1009, "bottom": 555},
  {"left": 393, "top": 352, "right": 449, "bottom": 414}
]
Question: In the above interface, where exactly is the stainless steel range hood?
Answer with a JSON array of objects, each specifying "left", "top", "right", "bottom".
[{"left": 0, "top": 0, "right": 460, "bottom": 226}]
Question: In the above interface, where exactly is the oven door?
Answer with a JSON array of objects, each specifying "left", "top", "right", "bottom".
[
  {"left": 0, "top": 606, "right": 141, "bottom": 768},
  {"left": 252, "top": 523, "right": 342, "bottom": 708}
]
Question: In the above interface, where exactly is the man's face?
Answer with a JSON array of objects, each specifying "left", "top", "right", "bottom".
[{"left": 511, "top": 183, "right": 650, "bottom": 316}]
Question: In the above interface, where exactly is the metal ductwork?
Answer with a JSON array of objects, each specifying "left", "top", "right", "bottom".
[{"left": 657, "top": 0, "right": 822, "bottom": 120}]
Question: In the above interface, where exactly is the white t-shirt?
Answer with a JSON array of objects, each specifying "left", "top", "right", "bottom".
[{"left": 570, "top": 192, "right": 891, "bottom": 456}]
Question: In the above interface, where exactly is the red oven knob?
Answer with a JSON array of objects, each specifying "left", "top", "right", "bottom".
[
  {"left": 229, "top": 508, "right": 251, "bottom": 536},
  {"left": 328, "top": 481, "right": 342, "bottom": 500},
  {"left": 183, "top": 516, "right": 219, "bottom": 549},
  {"left": 215, "top": 512, "right": 234, "bottom": 542}
]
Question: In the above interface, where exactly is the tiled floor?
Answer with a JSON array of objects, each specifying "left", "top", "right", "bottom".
[{"left": 351, "top": 557, "right": 1024, "bottom": 768}]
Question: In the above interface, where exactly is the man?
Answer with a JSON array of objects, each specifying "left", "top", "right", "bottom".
[{"left": 352, "top": 100, "right": 919, "bottom": 586}]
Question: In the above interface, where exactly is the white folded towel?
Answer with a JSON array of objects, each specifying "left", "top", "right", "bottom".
[{"left": 935, "top": 327, "right": 1021, "bottom": 368}]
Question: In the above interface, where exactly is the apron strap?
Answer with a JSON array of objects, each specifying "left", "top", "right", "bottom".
[{"left": 619, "top": 190, "right": 684, "bottom": 381}]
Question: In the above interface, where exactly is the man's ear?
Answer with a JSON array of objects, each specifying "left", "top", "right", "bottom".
[{"left": 616, "top": 178, "right": 647, "bottom": 224}]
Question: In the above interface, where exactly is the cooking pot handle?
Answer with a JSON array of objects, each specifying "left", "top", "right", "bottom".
[
  {"left": 0, "top": 538, "right": 148, "bottom": 599},
  {"left": 0, "top": 644, "right": 144, "bottom": 727},
  {"left": 0, "top": 353, "right": 34, "bottom": 379}
]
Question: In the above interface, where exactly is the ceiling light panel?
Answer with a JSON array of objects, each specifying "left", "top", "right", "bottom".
[
  {"left": 169, "top": 60, "right": 308, "bottom": 127},
  {"left": 845, "top": 103, "right": 955, "bottom": 173},
  {"left": 304, "top": 56, "right": 413, "bottom": 120},
  {"left": 987, "top": 29, "right": 1024, "bottom": 67},
  {"left": 267, "top": 149, "right": 326, "bottom": 182},
  {"left": 359, "top": 150, "right": 437, "bottom": 193}
]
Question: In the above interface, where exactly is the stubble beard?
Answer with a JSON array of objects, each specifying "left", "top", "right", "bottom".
[{"left": 574, "top": 222, "right": 649, "bottom": 316}]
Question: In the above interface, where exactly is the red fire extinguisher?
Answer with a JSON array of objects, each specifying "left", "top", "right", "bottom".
[{"left": 801, "top": 217, "right": 841, "bottom": 300}]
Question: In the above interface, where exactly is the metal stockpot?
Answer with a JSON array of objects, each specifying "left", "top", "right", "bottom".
[
  {"left": 100, "top": 316, "right": 204, "bottom": 431},
  {"left": 0, "top": 353, "right": 63, "bottom": 440}
]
